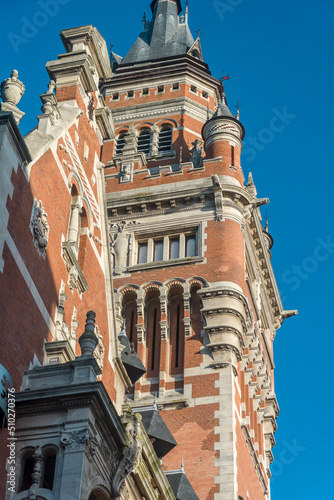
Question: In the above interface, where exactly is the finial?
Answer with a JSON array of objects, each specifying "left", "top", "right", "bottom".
[
  {"left": 181, "top": 457, "right": 185, "bottom": 472},
  {"left": 247, "top": 171, "right": 254, "bottom": 186},
  {"left": 265, "top": 211, "right": 269, "bottom": 232},
  {"left": 78, "top": 310, "right": 98, "bottom": 356},
  {"left": 179, "top": 146, "right": 183, "bottom": 164},
  {"left": 47, "top": 80, "right": 56, "bottom": 94},
  {"left": 153, "top": 394, "right": 158, "bottom": 410},
  {"left": 185, "top": 0, "right": 189, "bottom": 23},
  {"left": 236, "top": 99, "right": 241, "bottom": 120},
  {"left": 0, "top": 70, "right": 26, "bottom": 124},
  {"left": 142, "top": 12, "right": 147, "bottom": 31}
]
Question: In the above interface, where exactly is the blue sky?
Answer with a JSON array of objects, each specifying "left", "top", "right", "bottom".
[{"left": 1, "top": 0, "right": 333, "bottom": 497}]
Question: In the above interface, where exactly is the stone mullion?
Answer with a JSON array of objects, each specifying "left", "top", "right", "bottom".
[
  {"left": 134, "top": 293, "right": 145, "bottom": 401},
  {"left": 182, "top": 284, "right": 191, "bottom": 337}
]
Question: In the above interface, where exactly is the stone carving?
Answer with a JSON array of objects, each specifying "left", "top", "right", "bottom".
[
  {"left": 61, "top": 428, "right": 90, "bottom": 452},
  {"left": 94, "top": 326, "right": 105, "bottom": 371},
  {"left": 0, "top": 69, "right": 25, "bottom": 123},
  {"left": 88, "top": 95, "right": 95, "bottom": 121},
  {"left": 190, "top": 139, "right": 204, "bottom": 168},
  {"left": 110, "top": 221, "right": 138, "bottom": 275},
  {"left": 30, "top": 198, "right": 49, "bottom": 258},
  {"left": 111, "top": 408, "right": 144, "bottom": 497},
  {"left": 40, "top": 80, "right": 60, "bottom": 125},
  {"left": 212, "top": 175, "right": 224, "bottom": 221},
  {"left": 120, "top": 162, "right": 134, "bottom": 183}
]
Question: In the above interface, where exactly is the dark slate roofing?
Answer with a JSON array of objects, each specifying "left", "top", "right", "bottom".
[
  {"left": 214, "top": 92, "right": 234, "bottom": 118},
  {"left": 165, "top": 470, "right": 199, "bottom": 500},
  {"left": 122, "top": 0, "right": 195, "bottom": 64},
  {"left": 118, "top": 328, "right": 146, "bottom": 384},
  {"left": 136, "top": 406, "right": 177, "bottom": 458}
]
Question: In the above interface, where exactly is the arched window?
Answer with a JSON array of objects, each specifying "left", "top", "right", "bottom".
[
  {"left": 122, "top": 291, "right": 138, "bottom": 351},
  {"left": 19, "top": 453, "right": 34, "bottom": 492},
  {"left": 137, "top": 128, "right": 151, "bottom": 155},
  {"left": 42, "top": 451, "right": 56, "bottom": 490},
  {"left": 168, "top": 286, "right": 185, "bottom": 375},
  {"left": 115, "top": 132, "right": 126, "bottom": 155},
  {"left": 145, "top": 290, "right": 161, "bottom": 377},
  {"left": 67, "top": 185, "right": 81, "bottom": 247},
  {"left": 158, "top": 125, "right": 173, "bottom": 153}
]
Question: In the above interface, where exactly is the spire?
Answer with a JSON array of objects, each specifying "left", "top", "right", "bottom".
[
  {"left": 122, "top": 0, "right": 197, "bottom": 64},
  {"left": 236, "top": 99, "right": 240, "bottom": 120},
  {"left": 185, "top": 0, "right": 189, "bottom": 23}
]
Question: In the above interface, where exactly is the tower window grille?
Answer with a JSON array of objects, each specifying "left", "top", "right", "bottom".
[
  {"left": 115, "top": 133, "right": 126, "bottom": 155},
  {"left": 137, "top": 128, "right": 151, "bottom": 155},
  {"left": 158, "top": 125, "right": 173, "bottom": 153}
]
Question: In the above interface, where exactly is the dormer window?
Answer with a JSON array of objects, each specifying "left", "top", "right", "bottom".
[{"left": 158, "top": 125, "right": 173, "bottom": 153}]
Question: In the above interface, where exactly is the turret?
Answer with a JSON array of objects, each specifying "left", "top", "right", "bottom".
[{"left": 202, "top": 89, "right": 245, "bottom": 185}]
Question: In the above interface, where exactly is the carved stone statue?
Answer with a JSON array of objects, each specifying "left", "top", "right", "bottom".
[{"left": 190, "top": 139, "right": 204, "bottom": 168}]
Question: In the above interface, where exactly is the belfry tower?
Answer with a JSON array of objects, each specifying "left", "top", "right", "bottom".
[{"left": 100, "top": 1, "right": 292, "bottom": 499}]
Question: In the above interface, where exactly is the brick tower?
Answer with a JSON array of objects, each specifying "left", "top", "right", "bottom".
[{"left": 100, "top": 1, "right": 295, "bottom": 498}]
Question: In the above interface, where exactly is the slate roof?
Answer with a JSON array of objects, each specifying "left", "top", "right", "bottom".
[
  {"left": 122, "top": 0, "right": 195, "bottom": 64},
  {"left": 136, "top": 406, "right": 177, "bottom": 458},
  {"left": 165, "top": 470, "right": 199, "bottom": 500}
]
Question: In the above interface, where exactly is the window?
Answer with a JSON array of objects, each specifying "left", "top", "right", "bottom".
[
  {"left": 170, "top": 238, "right": 179, "bottom": 259},
  {"left": 154, "top": 240, "right": 163, "bottom": 261},
  {"left": 143, "top": 88, "right": 149, "bottom": 95},
  {"left": 133, "top": 230, "right": 199, "bottom": 266},
  {"left": 115, "top": 133, "right": 126, "bottom": 155},
  {"left": 112, "top": 92, "right": 119, "bottom": 100},
  {"left": 231, "top": 145, "right": 235, "bottom": 166},
  {"left": 172, "top": 82, "right": 179, "bottom": 90},
  {"left": 169, "top": 288, "right": 185, "bottom": 375},
  {"left": 190, "top": 85, "right": 197, "bottom": 93},
  {"left": 42, "top": 453, "right": 56, "bottom": 490},
  {"left": 20, "top": 455, "right": 34, "bottom": 492},
  {"left": 157, "top": 85, "right": 164, "bottom": 93},
  {"left": 137, "top": 128, "right": 151, "bottom": 155},
  {"left": 127, "top": 90, "right": 134, "bottom": 98},
  {"left": 138, "top": 242, "right": 148, "bottom": 264},
  {"left": 186, "top": 235, "right": 196, "bottom": 257},
  {"left": 158, "top": 125, "right": 173, "bottom": 153},
  {"left": 202, "top": 90, "right": 208, "bottom": 99}
]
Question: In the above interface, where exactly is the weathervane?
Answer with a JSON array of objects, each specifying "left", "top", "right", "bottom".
[{"left": 195, "top": 27, "right": 204, "bottom": 38}]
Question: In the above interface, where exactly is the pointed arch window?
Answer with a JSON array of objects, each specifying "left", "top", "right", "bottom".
[
  {"left": 115, "top": 132, "right": 127, "bottom": 155},
  {"left": 137, "top": 128, "right": 151, "bottom": 155},
  {"left": 158, "top": 125, "right": 173, "bottom": 153}
]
